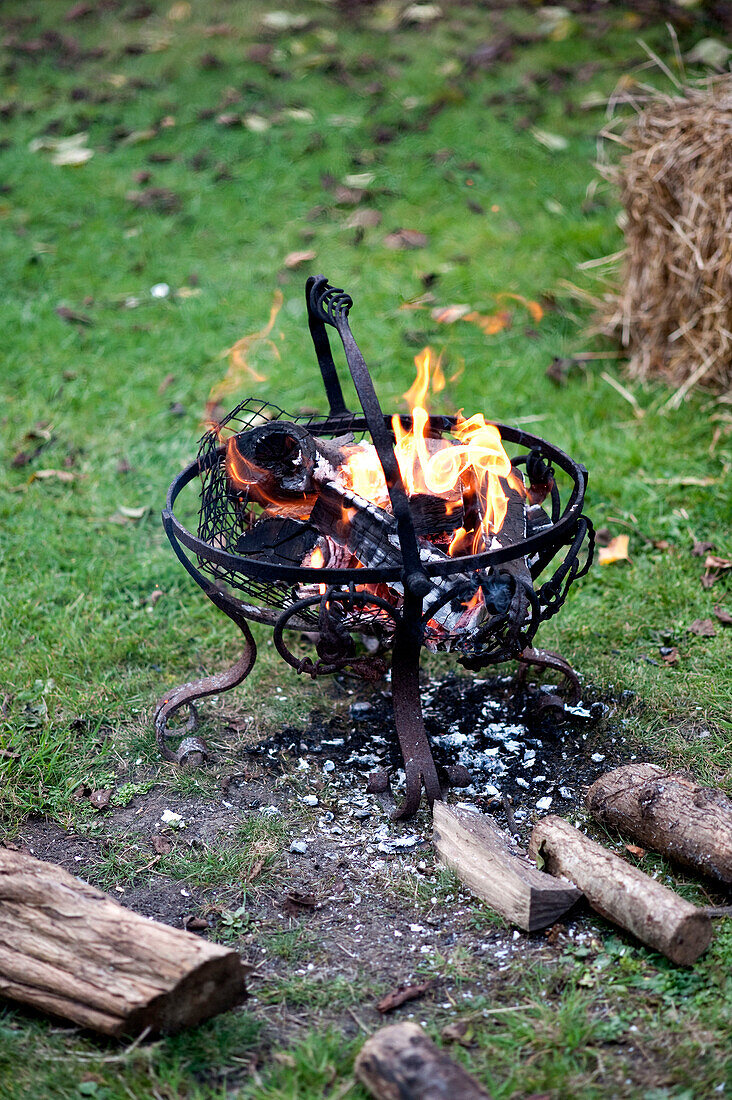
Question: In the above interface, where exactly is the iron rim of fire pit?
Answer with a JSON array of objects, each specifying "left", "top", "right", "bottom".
[{"left": 155, "top": 276, "right": 595, "bottom": 818}]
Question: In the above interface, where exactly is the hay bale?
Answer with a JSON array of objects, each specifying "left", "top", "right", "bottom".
[{"left": 598, "top": 76, "right": 732, "bottom": 403}]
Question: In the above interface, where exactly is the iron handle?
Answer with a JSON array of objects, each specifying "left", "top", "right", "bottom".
[{"left": 307, "top": 274, "right": 431, "bottom": 599}]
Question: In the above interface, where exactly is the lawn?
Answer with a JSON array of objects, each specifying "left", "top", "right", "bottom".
[{"left": 1, "top": 1, "right": 731, "bottom": 1098}]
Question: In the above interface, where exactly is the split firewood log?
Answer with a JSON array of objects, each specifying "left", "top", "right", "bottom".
[
  {"left": 529, "top": 816, "right": 712, "bottom": 965},
  {"left": 0, "top": 849, "right": 248, "bottom": 1036},
  {"left": 586, "top": 763, "right": 732, "bottom": 886},
  {"left": 433, "top": 803, "right": 581, "bottom": 931},
  {"left": 355, "top": 1022, "right": 492, "bottom": 1100}
]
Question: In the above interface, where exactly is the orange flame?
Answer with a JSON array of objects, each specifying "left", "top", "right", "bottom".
[
  {"left": 205, "top": 290, "right": 284, "bottom": 428},
  {"left": 340, "top": 347, "right": 519, "bottom": 553}
]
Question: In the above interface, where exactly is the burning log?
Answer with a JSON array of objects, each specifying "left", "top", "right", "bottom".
[
  {"left": 586, "top": 763, "right": 732, "bottom": 887},
  {"left": 234, "top": 516, "right": 318, "bottom": 566},
  {"left": 432, "top": 803, "right": 581, "bottom": 931},
  {"left": 0, "top": 849, "right": 248, "bottom": 1036},
  {"left": 529, "top": 816, "right": 712, "bottom": 965},
  {"left": 355, "top": 1022, "right": 492, "bottom": 1100}
]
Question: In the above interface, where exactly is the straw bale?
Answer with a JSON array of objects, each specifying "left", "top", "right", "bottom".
[{"left": 597, "top": 76, "right": 732, "bottom": 402}]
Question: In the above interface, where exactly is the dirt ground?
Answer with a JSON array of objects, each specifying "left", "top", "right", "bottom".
[{"left": 12, "top": 671, "right": 643, "bottom": 1043}]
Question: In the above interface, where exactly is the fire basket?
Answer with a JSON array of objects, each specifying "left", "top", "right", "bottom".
[{"left": 155, "top": 276, "right": 594, "bottom": 818}]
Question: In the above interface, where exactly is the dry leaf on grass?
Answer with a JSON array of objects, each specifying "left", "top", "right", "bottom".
[
  {"left": 152, "top": 835, "right": 172, "bottom": 855},
  {"left": 713, "top": 604, "right": 732, "bottom": 625},
  {"left": 283, "top": 250, "right": 316, "bottom": 269},
  {"left": 89, "top": 789, "right": 112, "bottom": 810},
  {"left": 384, "top": 228, "right": 428, "bottom": 250},
  {"left": 598, "top": 534, "right": 630, "bottom": 565},
  {"left": 625, "top": 844, "right": 646, "bottom": 857},
  {"left": 661, "top": 647, "right": 680, "bottom": 665},
  {"left": 346, "top": 208, "right": 382, "bottom": 229},
  {"left": 377, "top": 979, "right": 433, "bottom": 1014},
  {"left": 56, "top": 306, "right": 93, "bottom": 326},
  {"left": 431, "top": 304, "right": 471, "bottom": 324},
  {"left": 31, "top": 469, "right": 78, "bottom": 483},
  {"left": 689, "top": 618, "right": 717, "bottom": 636},
  {"left": 702, "top": 554, "right": 732, "bottom": 588}
]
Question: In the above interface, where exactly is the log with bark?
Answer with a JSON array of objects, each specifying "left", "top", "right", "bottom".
[
  {"left": 0, "top": 848, "right": 248, "bottom": 1036},
  {"left": 432, "top": 803, "right": 581, "bottom": 931},
  {"left": 529, "top": 816, "right": 712, "bottom": 965},
  {"left": 355, "top": 1022, "right": 492, "bottom": 1100},
  {"left": 586, "top": 763, "right": 732, "bottom": 886}
]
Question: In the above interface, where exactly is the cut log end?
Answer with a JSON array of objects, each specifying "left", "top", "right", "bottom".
[
  {"left": 433, "top": 802, "right": 580, "bottom": 932},
  {"left": 0, "top": 849, "right": 248, "bottom": 1037},
  {"left": 529, "top": 816, "right": 712, "bottom": 966}
]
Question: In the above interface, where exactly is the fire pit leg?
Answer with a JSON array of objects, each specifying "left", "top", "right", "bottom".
[
  {"left": 516, "top": 646, "right": 582, "bottom": 710},
  {"left": 154, "top": 596, "right": 257, "bottom": 766},
  {"left": 390, "top": 595, "right": 443, "bottom": 820}
]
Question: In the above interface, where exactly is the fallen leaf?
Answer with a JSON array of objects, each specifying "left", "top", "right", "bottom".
[
  {"left": 152, "top": 835, "right": 172, "bottom": 855},
  {"left": 686, "top": 37, "right": 731, "bottom": 69},
  {"left": 333, "top": 185, "right": 365, "bottom": 205},
  {"left": 66, "top": 2, "right": 95, "bottom": 19},
  {"left": 54, "top": 143, "right": 93, "bottom": 167},
  {"left": 346, "top": 208, "right": 382, "bottom": 229},
  {"left": 702, "top": 554, "right": 732, "bottom": 588},
  {"left": 692, "top": 540, "right": 716, "bottom": 556},
  {"left": 184, "top": 915, "right": 209, "bottom": 931},
  {"left": 384, "top": 228, "right": 429, "bottom": 250},
  {"left": 125, "top": 188, "right": 182, "bottom": 213},
  {"left": 625, "top": 844, "right": 646, "bottom": 857},
  {"left": 441, "top": 1019, "right": 473, "bottom": 1046},
  {"left": 283, "top": 249, "right": 316, "bottom": 269},
  {"left": 530, "top": 127, "right": 568, "bottom": 151},
  {"left": 148, "top": 588, "right": 164, "bottom": 607},
  {"left": 261, "top": 10, "right": 309, "bottom": 30},
  {"left": 402, "top": 3, "right": 442, "bottom": 24},
  {"left": 713, "top": 605, "right": 732, "bottom": 626},
  {"left": 245, "top": 857, "right": 267, "bottom": 884},
  {"left": 598, "top": 534, "right": 630, "bottom": 565},
  {"left": 661, "top": 647, "right": 680, "bottom": 665},
  {"left": 243, "top": 113, "right": 270, "bottom": 133},
  {"left": 544, "top": 923, "right": 567, "bottom": 945},
  {"left": 464, "top": 309, "right": 512, "bottom": 335},
  {"left": 167, "top": 1, "right": 191, "bottom": 21},
  {"left": 56, "top": 306, "right": 93, "bottom": 326},
  {"left": 689, "top": 618, "right": 717, "bottom": 637},
  {"left": 546, "top": 357, "right": 580, "bottom": 386},
  {"left": 31, "top": 468, "right": 77, "bottom": 483},
  {"left": 431, "top": 304, "right": 471, "bottom": 324},
  {"left": 118, "top": 505, "right": 146, "bottom": 519},
  {"left": 377, "top": 979, "right": 433, "bottom": 1014},
  {"left": 89, "top": 788, "right": 112, "bottom": 810},
  {"left": 281, "top": 889, "right": 317, "bottom": 915},
  {"left": 497, "top": 292, "right": 543, "bottom": 322},
  {"left": 158, "top": 373, "right": 175, "bottom": 395}
]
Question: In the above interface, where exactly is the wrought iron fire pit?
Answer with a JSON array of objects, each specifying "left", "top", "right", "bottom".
[{"left": 155, "top": 276, "right": 594, "bottom": 818}]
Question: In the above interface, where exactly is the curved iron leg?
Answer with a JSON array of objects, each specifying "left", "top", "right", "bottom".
[
  {"left": 516, "top": 646, "right": 582, "bottom": 708},
  {"left": 154, "top": 594, "right": 257, "bottom": 765},
  {"left": 390, "top": 593, "right": 443, "bottom": 820}
]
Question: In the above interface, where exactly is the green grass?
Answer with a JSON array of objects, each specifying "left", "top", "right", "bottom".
[{"left": 1, "top": 1, "right": 732, "bottom": 1097}]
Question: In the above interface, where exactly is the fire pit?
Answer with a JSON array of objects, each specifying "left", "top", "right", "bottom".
[{"left": 155, "top": 276, "right": 594, "bottom": 817}]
